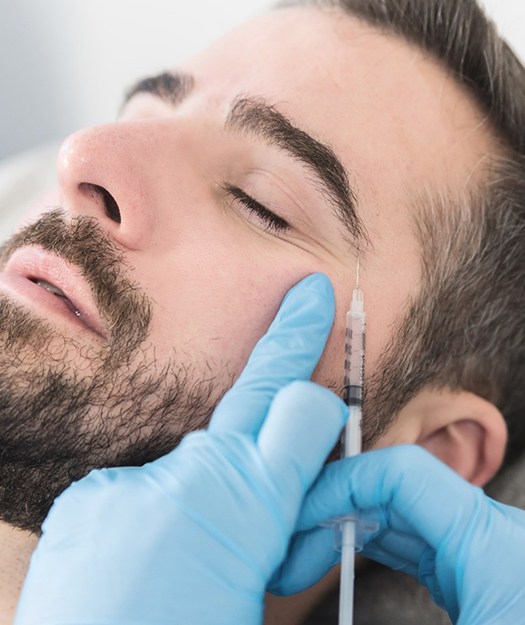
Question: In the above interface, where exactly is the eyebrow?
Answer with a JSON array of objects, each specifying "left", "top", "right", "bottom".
[{"left": 123, "top": 71, "right": 367, "bottom": 246}]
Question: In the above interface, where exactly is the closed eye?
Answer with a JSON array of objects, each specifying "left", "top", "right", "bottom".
[{"left": 222, "top": 184, "right": 290, "bottom": 234}]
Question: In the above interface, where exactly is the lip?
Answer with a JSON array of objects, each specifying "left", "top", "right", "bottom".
[{"left": 0, "top": 246, "right": 107, "bottom": 338}]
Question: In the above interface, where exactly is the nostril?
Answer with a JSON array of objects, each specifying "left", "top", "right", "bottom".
[
  {"left": 99, "top": 187, "right": 121, "bottom": 224},
  {"left": 78, "top": 182, "right": 122, "bottom": 224}
]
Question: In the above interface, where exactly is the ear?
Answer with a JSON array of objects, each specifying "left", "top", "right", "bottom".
[{"left": 383, "top": 388, "right": 508, "bottom": 486}]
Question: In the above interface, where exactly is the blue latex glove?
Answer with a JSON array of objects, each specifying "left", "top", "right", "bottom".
[
  {"left": 14, "top": 273, "right": 349, "bottom": 625},
  {"left": 271, "top": 445, "right": 525, "bottom": 625}
]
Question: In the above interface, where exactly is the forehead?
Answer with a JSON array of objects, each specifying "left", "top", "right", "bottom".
[{"left": 182, "top": 6, "right": 494, "bottom": 200}]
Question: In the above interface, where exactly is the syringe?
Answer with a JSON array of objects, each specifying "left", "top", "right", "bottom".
[{"left": 339, "top": 265, "right": 366, "bottom": 625}]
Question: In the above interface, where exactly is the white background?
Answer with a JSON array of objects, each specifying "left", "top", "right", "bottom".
[{"left": 1, "top": 0, "right": 524, "bottom": 162}]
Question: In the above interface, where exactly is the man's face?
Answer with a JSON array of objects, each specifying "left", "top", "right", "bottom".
[
  {"left": 86, "top": 5, "right": 494, "bottom": 384},
  {"left": 0, "top": 7, "right": 495, "bottom": 530}
]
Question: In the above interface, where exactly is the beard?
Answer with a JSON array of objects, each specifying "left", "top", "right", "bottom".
[
  {"left": 0, "top": 210, "right": 219, "bottom": 533},
  {"left": 0, "top": 208, "right": 425, "bottom": 535}
]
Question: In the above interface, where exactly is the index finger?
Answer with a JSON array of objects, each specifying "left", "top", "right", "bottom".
[{"left": 209, "top": 273, "right": 335, "bottom": 436}]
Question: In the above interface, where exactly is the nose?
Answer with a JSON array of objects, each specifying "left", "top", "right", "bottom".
[{"left": 57, "top": 121, "right": 172, "bottom": 250}]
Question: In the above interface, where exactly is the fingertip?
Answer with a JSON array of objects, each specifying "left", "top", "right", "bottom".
[
  {"left": 275, "top": 380, "right": 348, "bottom": 434},
  {"left": 285, "top": 272, "right": 333, "bottom": 296},
  {"left": 301, "top": 272, "right": 334, "bottom": 299},
  {"left": 278, "top": 273, "right": 335, "bottom": 321}
]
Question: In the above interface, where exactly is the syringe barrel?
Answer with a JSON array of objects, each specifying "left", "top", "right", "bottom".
[{"left": 343, "top": 307, "right": 366, "bottom": 406}]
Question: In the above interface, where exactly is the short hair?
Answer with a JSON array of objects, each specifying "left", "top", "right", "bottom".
[{"left": 277, "top": 0, "right": 525, "bottom": 463}]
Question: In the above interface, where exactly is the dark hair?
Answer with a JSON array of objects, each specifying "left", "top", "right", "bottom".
[{"left": 278, "top": 0, "right": 525, "bottom": 463}]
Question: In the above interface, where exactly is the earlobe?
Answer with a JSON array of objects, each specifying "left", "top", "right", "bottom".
[{"left": 389, "top": 389, "right": 508, "bottom": 487}]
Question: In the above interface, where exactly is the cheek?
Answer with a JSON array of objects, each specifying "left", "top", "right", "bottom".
[
  {"left": 310, "top": 323, "right": 344, "bottom": 391},
  {"left": 371, "top": 407, "right": 421, "bottom": 449},
  {"left": 358, "top": 203, "right": 422, "bottom": 379},
  {"left": 138, "top": 237, "right": 318, "bottom": 381}
]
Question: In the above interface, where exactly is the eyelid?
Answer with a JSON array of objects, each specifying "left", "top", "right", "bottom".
[{"left": 222, "top": 184, "right": 291, "bottom": 233}]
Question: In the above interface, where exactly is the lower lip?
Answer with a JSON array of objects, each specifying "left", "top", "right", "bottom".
[{"left": 0, "top": 273, "right": 100, "bottom": 336}]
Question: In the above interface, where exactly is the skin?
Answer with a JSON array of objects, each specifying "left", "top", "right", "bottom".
[{"left": 0, "top": 6, "right": 503, "bottom": 623}]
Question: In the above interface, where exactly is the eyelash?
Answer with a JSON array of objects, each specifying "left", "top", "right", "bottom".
[{"left": 222, "top": 184, "right": 290, "bottom": 233}]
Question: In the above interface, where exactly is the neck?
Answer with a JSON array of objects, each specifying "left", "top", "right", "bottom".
[
  {"left": 264, "top": 566, "right": 340, "bottom": 625},
  {"left": 0, "top": 522, "right": 37, "bottom": 625}
]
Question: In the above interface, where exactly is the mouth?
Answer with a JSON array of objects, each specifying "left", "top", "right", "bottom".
[
  {"left": 0, "top": 246, "right": 107, "bottom": 338},
  {"left": 30, "top": 278, "right": 82, "bottom": 318}
]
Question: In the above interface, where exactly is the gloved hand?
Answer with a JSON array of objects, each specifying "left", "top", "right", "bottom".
[
  {"left": 14, "top": 273, "right": 348, "bottom": 625},
  {"left": 271, "top": 445, "right": 525, "bottom": 625}
]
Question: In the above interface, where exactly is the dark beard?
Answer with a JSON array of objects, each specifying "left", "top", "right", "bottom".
[
  {"left": 0, "top": 211, "right": 219, "bottom": 533},
  {"left": 0, "top": 210, "right": 428, "bottom": 535}
]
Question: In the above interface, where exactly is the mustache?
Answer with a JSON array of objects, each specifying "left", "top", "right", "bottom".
[{"left": 0, "top": 209, "right": 152, "bottom": 352}]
